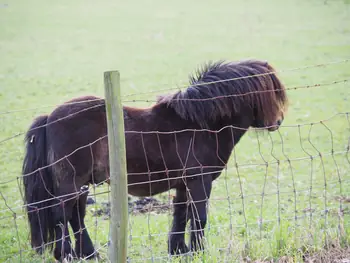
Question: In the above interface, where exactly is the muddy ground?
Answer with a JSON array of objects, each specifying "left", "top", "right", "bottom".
[{"left": 88, "top": 196, "right": 171, "bottom": 218}]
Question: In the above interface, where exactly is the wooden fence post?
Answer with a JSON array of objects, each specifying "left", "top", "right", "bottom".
[{"left": 104, "top": 71, "right": 128, "bottom": 262}]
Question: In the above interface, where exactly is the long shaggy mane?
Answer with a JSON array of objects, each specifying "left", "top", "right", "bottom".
[{"left": 158, "top": 60, "right": 288, "bottom": 129}]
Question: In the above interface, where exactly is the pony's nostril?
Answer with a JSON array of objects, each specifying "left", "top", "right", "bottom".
[{"left": 277, "top": 119, "right": 282, "bottom": 126}]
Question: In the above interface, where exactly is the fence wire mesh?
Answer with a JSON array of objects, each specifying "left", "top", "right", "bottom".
[{"left": 0, "top": 60, "right": 349, "bottom": 262}]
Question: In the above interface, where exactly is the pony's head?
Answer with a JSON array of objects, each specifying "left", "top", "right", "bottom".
[
  {"left": 157, "top": 60, "right": 288, "bottom": 131},
  {"left": 245, "top": 61, "right": 288, "bottom": 132}
]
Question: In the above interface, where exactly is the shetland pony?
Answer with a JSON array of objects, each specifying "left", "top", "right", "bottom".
[{"left": 23, "top": 60, "right": 288, "bottom": 260}]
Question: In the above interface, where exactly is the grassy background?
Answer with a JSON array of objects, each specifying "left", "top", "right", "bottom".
[{"left": 0, "top": 0, "right": 350, "bottom": 262}]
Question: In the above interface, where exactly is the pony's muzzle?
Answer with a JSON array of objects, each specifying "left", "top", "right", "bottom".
[
  {"left": 268, "top": 125, "right": 278, "bottom": 132},
  {"left": 268, "top": 118, "right": 283, "bottom": 131}
]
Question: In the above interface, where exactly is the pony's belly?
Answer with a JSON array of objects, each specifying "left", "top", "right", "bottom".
[
  {"left": 127, "top": 172, "right": 179, "bottom": 197},
  {"left": 128, "top": 182, "right": 173, "bottom": 197}
]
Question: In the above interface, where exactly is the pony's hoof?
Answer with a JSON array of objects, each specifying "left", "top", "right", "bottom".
[
  {"left": 61, "top": 253, "right": 74, "bottom": 263},
  {"left": 169, "top": 242, "right": 189, "bottom": 255},
  {"left": 190, "top": 241, "right": 205, "bottom": 252},
  {"left": 54, "top": 247, "right": 74, "bottom": 262}
]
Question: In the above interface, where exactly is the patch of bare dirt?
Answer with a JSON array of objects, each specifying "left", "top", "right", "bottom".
[{"left": 88, "top": 197, "right": 171, "bottom": 218}]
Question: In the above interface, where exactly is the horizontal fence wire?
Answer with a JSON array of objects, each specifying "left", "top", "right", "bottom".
[
  {"left": 0, "top": 57, "right": 349, "bottom": 116},
  {"left": 0, "top": 111, "right": 348, "bottom": 185},
  {"left": 1, "top": 178, "right": 350, "bottom": 221}
]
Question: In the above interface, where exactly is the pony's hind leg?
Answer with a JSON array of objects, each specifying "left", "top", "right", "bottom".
[
  {"left": 70, "top": 187, "right": 96, "bottom": 259},
  {"left": 187, "top": 176, "right": 212, "bottom": 252},
  {"left": 52, "top": 199, "right": 76, "bottom": 261},
  {"left": 51, "top": 176, "right": 86, "bottom": 261},
  {"left": 168, "top": 187, "right": 190, "bottom": 255}
]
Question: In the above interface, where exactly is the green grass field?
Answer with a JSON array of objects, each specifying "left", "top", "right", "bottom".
[{"left": 1, "top": 0, "right": 350, "bottom": 262}]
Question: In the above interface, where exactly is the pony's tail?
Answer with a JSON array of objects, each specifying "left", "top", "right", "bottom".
[{"left": 22, "top": 115, "right": 55, "bottom": 253}]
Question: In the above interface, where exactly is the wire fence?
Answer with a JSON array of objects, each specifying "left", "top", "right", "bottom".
[{"left": 0, "top": 59, "right": 349, "bottom": 262}]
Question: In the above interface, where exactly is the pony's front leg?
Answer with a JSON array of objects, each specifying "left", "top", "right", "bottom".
[
  {"left": 187, "top": 175, "right": 212, "bottom": 252},
  {"left": 168, "top": 187, "right": 190, "bottom": 255},
  {"left": 53, "top": 200, "right": 75, "bottom": 261}
]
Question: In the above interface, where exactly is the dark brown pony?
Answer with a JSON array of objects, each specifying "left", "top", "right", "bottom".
[{"left": 23, "top": 60, "right": 288, "bottom": 261}]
